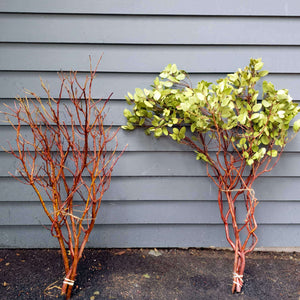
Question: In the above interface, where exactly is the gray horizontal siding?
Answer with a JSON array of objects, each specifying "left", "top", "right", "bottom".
[
  {"left": 1, "top": 177, "right": 300, "bottom": 202},
  {"left": 2, "top": 44, "right": 300, "bottom": 73},
  {"left": 0, "top": 126, "right": 189, "bottom": 152},
  {"left": 1, "top": 14, "right": 300, "bottom": 45},
  {"left": 1, "top": 0, "right": 300, "bottom": 16},
  {"left": 1, "top": 201, "right": 299, "bottom": 226},
  {"left": 1, "top": 127, "right": 300, "bottom": 152},
  {"left": 1, "top": 224, "right": 299, "bottom": 248},
  {"left": 1, "top": 98, "right": 300, "bottom": 130},
  {"left": 0, "top": 2, "right": 299, "bottom": 249},
  {"left": 1, "top": 72, "right": 300, "bottom": 101},
  {"left": 1, "top": 152, "right": 300, "bottom": 177}
]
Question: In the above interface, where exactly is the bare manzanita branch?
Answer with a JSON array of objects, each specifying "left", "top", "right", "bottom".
[{"left": 2, "top": 56, "right": 126, "bottom": 299}]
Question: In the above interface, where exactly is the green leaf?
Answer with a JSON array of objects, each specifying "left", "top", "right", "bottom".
[
  {"left": 261, "top": 135, "right": 270, "bottom": 145},
  {"left": 123, "top": 109, "right": 132, "bottom": 118},
  {"left": 154, "top": 77, "right": 160, "bottom": 86},
  {"left": 243, "top": 151, "right": 249, "bottom": 159},
  {"left": 170, "top": 133, "right": 177, "bottom": 141},
  {"left": 221, "top": 107, "right": 232, "bottom": 118},
  {"left": 277, "top": 90, "right": 287, "bottom": 100},
  {"left": 139, "top": 118, "right": 145, "bottom": 126},
  {"left": 152, "top": 119, "right": 159, "bottom": 127},
  {"left": 237, "top": 87, "right": 244, "bottom": 94},
  {"left": 254, "top": 61, "right": 264, "bottom": 71},
  {"left": 172, "top": 118, "right": 179, "bottom": 124},
  {"left": 191, "top": 123, "right": 197, "bottom": 132},
  {"left": 173, "top": 128, "right": 179, "bottom": 134},
  {"left": 277, "top": 110, "right": 285, "bottom": 118},
  {"left": 165, "top": 64, "right": 172, "bottom": 72},
  {"left": 163, "top": 109, "right": 170, "bottom": 117},
  {"left": 153, "top": 90, "right": 161, "bottom": 101},
  {"left": 196, "top": 152, "right": 210, "bottom": 163},
  {"left": 247, "top": 158, "right": 254, "bottom": 165},
  {"left": 154, "top": 128, "right": 163, "bottom": 137},
  {"left": 267, "top": 150, "right": 278, "bottom": 157},
  {"left": 221, "top": 97, "right": 230, "bottom": 107},
  {"left": 135, "top": 88, "right": 145, "bottom": 98},
  {"left": 293, "top": 119, "right": 300, "bottom": 132},
  {"left": 263, "top": 81, "right": 275, "bottom": 93},
  {"left": 144, "top": 100, "right": 153, "bottom": 108},
  {"left": 239, "top": 137, "right": 246, "bottom": 146},
  {"left": 164, "top": 81, "right": 173, "bottom": 88},
  {"left": 228, "top": 73, "right": 238, "bottom": 82},
  {"left": 179, "top": 127, "right": 186, "bottom": 139},
  {"left": 178, "top": 102, "right": 190, "bottom": 112},
  {"left": 129, "top": 116, "right": 138, "bottom": 123},
  {"left": 160, "top": 71, "right": 168, "bottom": 79},
  {"left": 171, "top": 64, "right": 178, "bottom": 73},
  {"left": 145, "top": 128, "right": 151, "bottom": 135},
  {"left": 258, "top": 70, "right": 269, "bottom": 77},
  {"left": 262, "top": 100, "right": 271, "bottom": 108},
  {"left": 251, "top": 113, "right": 260, "bottom": 120},
  {"left": 122, "top": 122, "right": 135, "bottom": 130},
  {"left": 237, "top": 112, "right": 247, "bottom": 125},
  {"left": 253, "top": 103, "right": 262, "bottom": 112},
  {"left": 176, "top": 73, "right": 186, "bottom": 81},
  {"left": 125, "top": 96, "right": 133, "bottom": 105}
]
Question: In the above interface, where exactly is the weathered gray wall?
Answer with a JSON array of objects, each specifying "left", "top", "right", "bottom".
[{"left": 0, "top": 1, "right": 299, "bottom": 248}]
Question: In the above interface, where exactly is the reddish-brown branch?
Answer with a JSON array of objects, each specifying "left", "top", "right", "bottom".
[
  {"left": 2, "top": 57, "right": 126, "bottom": 299},
  {"left": 195, "top": 121, "right": 281, "bottom": 293}
]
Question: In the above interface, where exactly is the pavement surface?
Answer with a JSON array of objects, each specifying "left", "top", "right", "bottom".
[{"left": 0, "top": 248, "right": 299, "bottom": 299}]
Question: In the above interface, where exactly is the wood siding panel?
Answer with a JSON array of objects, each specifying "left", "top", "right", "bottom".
[
  {"left": 1, "top": 126, "right": 300, "bottom": 152},
  {"left": 1, "top": 0, "right": 300, "bottom": 16},
  {"left": 1, "top": 201, "right": 299, "bottom": 226},
  {"left": 2, "top": 72, "right": 300, "bottom": 101},
  {"left": 1, "top": 14, "right": 300, "bottom": 45},
  {"left": 1, "top": 177, "right": 300, "bottom": 202},
  {"left": 1, "top": 152, "right": 300, "bottom": 178},
  {"left": 1, "top": 224, "right": 299, "bottom": 248},
  {"left": 2, "top": 44, "right": 300, "bottom": 73},
  {"left": 0, "top": 176, "right": 300, "bottom": 202}
]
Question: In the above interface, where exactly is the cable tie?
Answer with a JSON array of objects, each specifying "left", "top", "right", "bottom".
[
  {"left": 63, "top": 278, "right": 75, "bottom": 286},
  {"left": 233, "top": 272, "right": 243, "bottom": 287}
]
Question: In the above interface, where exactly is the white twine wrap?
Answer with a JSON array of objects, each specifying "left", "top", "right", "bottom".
[
  {"left": 63, "top": 278, "right": 75, "bottom": 286},
  {"left": 233, "top": 272, "right": 244, "bottom": 287}
]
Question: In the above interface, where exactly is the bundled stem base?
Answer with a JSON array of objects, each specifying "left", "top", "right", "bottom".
[{"left": 212, "top": 164, "right": 259, "bottom": 292}]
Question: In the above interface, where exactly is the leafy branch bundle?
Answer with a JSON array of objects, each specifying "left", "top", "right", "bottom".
[{"left": 123, "top": 59, "right": 300, "bottom": 292}]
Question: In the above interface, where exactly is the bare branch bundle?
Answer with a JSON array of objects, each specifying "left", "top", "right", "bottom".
[{"left": 2, "top": 57, "right": 126, "bottom": 299}]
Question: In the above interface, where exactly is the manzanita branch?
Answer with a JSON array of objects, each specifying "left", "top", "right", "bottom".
[
  {"left": 2, "top": 57, "right": 126, "bottom": 299},
  {"left": 122, "top": 59, "right": 300, "bottom": 293}
]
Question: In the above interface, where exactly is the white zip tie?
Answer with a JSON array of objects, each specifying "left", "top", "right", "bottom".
[
  {"left": 233, "top": 272, "right": 243, "bottom": 287},
  {"left": 233, "top": 280, "right": 243, "bottom": 287},
  {"left": 63, "top": 278, "right": 75, "bottom": 286}
]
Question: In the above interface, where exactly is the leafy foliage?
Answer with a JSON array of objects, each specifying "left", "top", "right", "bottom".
[{"left": 123, "top": 58, "right": 299, "bottom": 166}]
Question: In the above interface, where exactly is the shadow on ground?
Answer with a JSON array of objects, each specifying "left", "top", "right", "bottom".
[{"left": 0, "top": 248, "right": 299, "bottom": 299}]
